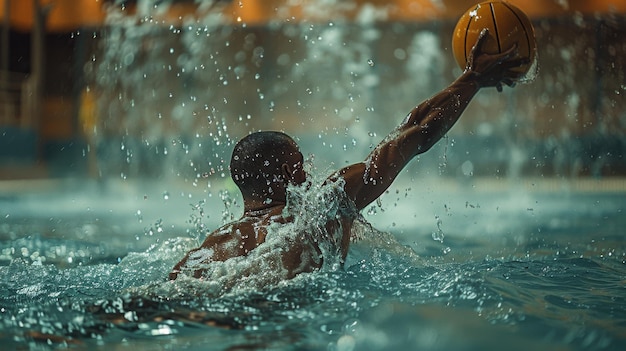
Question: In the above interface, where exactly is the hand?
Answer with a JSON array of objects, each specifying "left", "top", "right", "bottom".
[{"left": 465, "top": 29, "right": 530, "bottom": 92}]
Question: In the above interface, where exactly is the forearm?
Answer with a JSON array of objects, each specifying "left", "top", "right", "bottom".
[
  {"left": 396, "top": 71, "right": 480, "bottom": 160},
  {"left": 337, "top": 72, "right": 481, "bottom": 210},
  {"left": 337, "top": 30, "right": 524, "bottom": 210}
]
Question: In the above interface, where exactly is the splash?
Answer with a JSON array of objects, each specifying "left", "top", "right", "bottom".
[
  {"left": 138, "top": 176, "right": 365, "bottom": 298},
  {"left": 518, "top": 49, "right": 539, "bottom": 84},
  {"left": 132, "top": 167, "right": 426, "bottom": 300}
]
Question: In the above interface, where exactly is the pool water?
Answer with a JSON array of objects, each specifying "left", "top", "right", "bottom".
[{"left": 1, "top": 179, "right": 624, "bottom": 350}]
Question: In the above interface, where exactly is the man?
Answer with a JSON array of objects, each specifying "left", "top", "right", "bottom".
[{"left": 170, "top": 30, "right": 527, "bottom": 281}]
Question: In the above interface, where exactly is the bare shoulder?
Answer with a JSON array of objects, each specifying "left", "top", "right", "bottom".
[
  {"left": 200, "top": 223, "right": 239, "bottom": 247},
  {"left": 197, "top": 220, "right": 250, "bottom": 259},
  {"left": 169, "top": 221, "right": 250, "bottom": 280},
  {"left": 169, "top": 207, "right": 288, "bottom": 280}
]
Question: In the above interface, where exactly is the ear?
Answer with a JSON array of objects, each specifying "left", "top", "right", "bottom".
[{"left": 281, "top": 163, "right": 292, "bottom": 182}]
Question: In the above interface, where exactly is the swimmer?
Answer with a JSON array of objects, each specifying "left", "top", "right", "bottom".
[{"left": 169, "top": 30, "right": 527, "bottom": 281}]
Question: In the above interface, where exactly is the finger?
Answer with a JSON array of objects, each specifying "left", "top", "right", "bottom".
[
  {"left": 501, "top": 70, "right": 524, "bottom": 82},
  {"left": 502, "top": 78, "right": 516, "bottom": 87},
  {"left": 475, "top": 28, "right": 490, "bottom": 52},
  {"left": 493, "top": 44, "right": 520, "bottom": 64},
  {"left": 501, "top": 43, "right": 519, "bottom": 57},
  {"left": 509, "top": 59, "right": 530, "bottom": 69},
  {"left": 502, "top": 56, "right": 530, "bottom": 68}
]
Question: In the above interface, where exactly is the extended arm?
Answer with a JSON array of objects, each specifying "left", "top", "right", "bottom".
[
  {"left": 336, "top": 72, "right": 479, "bottom": 210},
  {"left": 336, "top": 29, "right": 527, "bottom": 210}
]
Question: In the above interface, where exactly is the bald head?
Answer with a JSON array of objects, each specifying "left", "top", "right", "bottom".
[{"left": 230, "top": 131, "right": 305, "bottom": 202}]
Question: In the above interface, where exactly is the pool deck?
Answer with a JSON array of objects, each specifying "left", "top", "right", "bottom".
[{"left": 1, "top": 176, "right": 625, "bottom": 197}]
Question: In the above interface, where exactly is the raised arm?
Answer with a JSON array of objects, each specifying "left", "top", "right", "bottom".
[{"left": 335, "top": 29, "right": 527, "bottom": 210}]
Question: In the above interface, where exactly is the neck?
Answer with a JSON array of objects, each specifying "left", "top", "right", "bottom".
[{"left": 243, "top": 198, "right": 286, "bottom": 215}]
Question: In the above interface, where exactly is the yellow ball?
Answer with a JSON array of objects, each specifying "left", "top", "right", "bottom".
[{"left": 452, "top": 1, "right": 537, "bottom": 76}]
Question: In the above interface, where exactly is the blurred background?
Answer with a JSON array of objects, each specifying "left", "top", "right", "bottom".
[
  {"left": 1, "top": 4, "right": 626, "bottom": 349},
  {"left": 0, "top": 0, "right": 624, "bottom": 185}
]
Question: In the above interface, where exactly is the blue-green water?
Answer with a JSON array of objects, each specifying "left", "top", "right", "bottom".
[{"left": 1, "top": 181, "right": 624, "bottom": 350}]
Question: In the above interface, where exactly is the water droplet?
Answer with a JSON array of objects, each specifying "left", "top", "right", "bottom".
[{"left": 432, "top": 215, "right": 444, "bottom": 243}]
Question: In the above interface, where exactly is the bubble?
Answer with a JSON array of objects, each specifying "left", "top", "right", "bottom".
[
  {"left": 336, "top": 335, "right": 356, "bottom": 351},
  {"left": 461, "top": 160, "right": 474, "bottom": 177}
]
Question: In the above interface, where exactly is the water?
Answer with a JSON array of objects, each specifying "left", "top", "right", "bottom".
[
  {"left": 88, "top": 0, "right": 626, "bottom": 182},
  {"left": 1, "top": 180, "right": 624, "bottom": 350},
  {"left": 3, "top": 0, "right": 626, "bottom": 350}
]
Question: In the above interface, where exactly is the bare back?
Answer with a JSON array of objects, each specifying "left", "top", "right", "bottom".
[{"left": 169, "top": 204, "right": 340, "bottom": 281}]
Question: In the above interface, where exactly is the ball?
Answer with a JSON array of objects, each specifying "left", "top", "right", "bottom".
[{"left": 452, "top": 1, "right": 537, "bottom": 78}]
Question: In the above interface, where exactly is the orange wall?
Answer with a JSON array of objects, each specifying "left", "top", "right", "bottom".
[
  {"left": 2, "top": 0, "right": 626, "bottom": 32},
  {"left": 1, "top": 0, "right": 106, "bottom": 32}
]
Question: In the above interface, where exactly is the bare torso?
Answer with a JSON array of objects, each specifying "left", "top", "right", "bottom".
[{"left": 169, "top": 204, "right": 351, "bottom": 280}]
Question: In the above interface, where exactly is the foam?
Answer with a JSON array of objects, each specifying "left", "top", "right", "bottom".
[{"left": 133, "top": 177, "right": 361, "bottom": 298}]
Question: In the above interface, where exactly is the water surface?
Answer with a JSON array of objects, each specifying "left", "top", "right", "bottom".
[{"left": 1, "top": 179, "right": 624, "bottom": 350}]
